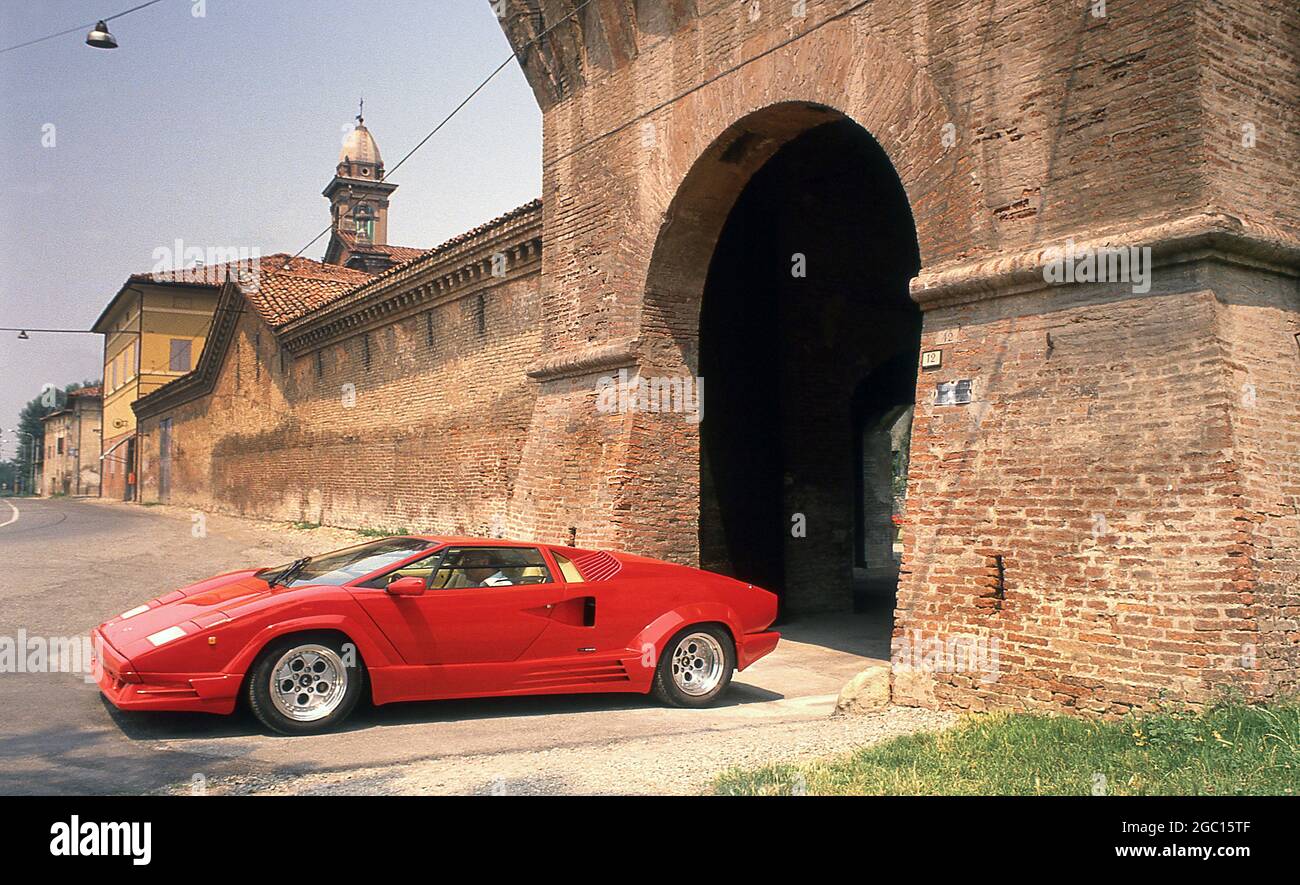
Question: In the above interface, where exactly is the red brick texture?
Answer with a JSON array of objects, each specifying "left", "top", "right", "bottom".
[{"left": 137, "top": 209, "right": 544, "bottom": 537}]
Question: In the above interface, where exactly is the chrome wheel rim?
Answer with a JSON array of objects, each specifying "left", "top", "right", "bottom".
[
  {"left": 269, "top": 644, "right": 347, "bottom": 722},
  {"left": 671, "top": 632, "right": 725, "bottom": 696}
]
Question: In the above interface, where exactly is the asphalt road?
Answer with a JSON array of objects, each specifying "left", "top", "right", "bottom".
[{"left": 0, "top": 497, "right": 931, "bottom": 795}]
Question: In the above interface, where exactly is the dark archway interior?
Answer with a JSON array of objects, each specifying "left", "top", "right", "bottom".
[{"left": 699, "top": 118, "right": 922, "bottom": 616}]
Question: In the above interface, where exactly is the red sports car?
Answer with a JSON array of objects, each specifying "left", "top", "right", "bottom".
[{"left": 91, "top": 537, "right": 781, "bottom": 734}]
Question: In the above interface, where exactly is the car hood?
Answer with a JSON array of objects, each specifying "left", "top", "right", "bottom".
[{"left": 97, "top": 568, "right": 274, "bottom": 661}]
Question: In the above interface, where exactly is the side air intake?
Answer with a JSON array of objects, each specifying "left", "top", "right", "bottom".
[{"left": 572, "top": 550, "right": 622, "bottom": 582}]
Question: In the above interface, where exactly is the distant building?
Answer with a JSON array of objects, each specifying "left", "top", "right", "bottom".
[
  {"left": 39, "top": 387, "right": 102, "bottom": 497},
  {"left": 131, "top": 204, "right": 538, "bottom": 522},
  {"left": 91, "top": 272, "right": 223, "bottom": 500}
]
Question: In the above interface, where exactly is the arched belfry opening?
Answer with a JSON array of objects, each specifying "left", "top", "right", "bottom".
[{"left": 642, "top": 104, "right": 921, "bottom": 621}]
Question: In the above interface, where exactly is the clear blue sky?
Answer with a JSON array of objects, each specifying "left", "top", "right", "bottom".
[{"left": 0, "top": 0, "right": 541, "bottom": 456}]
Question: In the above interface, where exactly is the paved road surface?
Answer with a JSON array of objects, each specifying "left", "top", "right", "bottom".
[{"left": 0, "top": 497, "right": 944, "bottom": 795}]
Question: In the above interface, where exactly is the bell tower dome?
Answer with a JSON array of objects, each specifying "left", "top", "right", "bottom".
[{"left": 324, "top": 100, "right": 399, "bottom": 270}]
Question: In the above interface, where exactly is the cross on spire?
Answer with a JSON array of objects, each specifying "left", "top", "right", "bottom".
[{"left": 357, "top": 96, "right": 364, "bottom": 125}]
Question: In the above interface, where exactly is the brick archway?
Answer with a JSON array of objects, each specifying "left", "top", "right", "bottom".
[
  {"left": 513, "top": 20, "right": 987, "bottom": 571},
  {"left": 636, "top": 21, "right": 988, "bottom": 291},
  {"left": 613, "top": 24, "right": 984, "bottom": 564},
  {"left": 627, "top": 102, "right": 926, "bottom": 612}
]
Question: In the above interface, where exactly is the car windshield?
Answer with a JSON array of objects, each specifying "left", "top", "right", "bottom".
[{"left": 264, "top": 538, "right": 437, "bottom": 588}]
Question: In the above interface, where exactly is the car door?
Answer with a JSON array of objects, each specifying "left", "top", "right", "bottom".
[
  {"left": 350, "top": 545, "right": 560, "bottom": 666},
  {"left": 517, "top": 547, "right": 656, "bottom": 660}
]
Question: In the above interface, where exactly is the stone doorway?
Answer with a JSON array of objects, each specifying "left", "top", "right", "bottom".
[{"left": 646, "top": 106, "right": 921, "bottom": 619}]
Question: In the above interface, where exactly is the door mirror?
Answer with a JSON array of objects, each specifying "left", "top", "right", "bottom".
[{"left": 386, "top": 576, "right": 427, "bottom": 597}]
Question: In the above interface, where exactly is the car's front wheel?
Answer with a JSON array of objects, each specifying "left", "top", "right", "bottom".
[
  {"left": 652, "top": 625, "right": 735, "bottom": 707},
  {"left": 247, "top": 634, "right": 365, "bottom": 735}
]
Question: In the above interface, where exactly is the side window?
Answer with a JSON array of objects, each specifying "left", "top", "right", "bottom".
[
  {"left": 431, "top": 547, "right": 552, "bottom": 589},
  {"left": 551, "top": 549, "right": 584, "bottom": 583},
  {"left": 357, "top": 548, "right": 445, "bottom": 590}
]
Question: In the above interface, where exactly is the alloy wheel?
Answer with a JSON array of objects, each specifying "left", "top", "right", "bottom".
[
  {"left": 670, "top": 632, "right": 725, "bottom": 696},
  {"left": 268, "top": 644, "right": 348, "bottom": 722}
]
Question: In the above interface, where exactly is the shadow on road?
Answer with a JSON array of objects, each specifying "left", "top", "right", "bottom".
[
  {"left": 0, "top": 708, "right": 258, "bottom": 795},
  {"left": 775, "top": 606, "right": 893, "bottom": 659},
  {"left": 98, "top": 681, "right": 786, "bottom": 742}
]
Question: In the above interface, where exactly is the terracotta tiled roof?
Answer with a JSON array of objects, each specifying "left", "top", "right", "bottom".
[
  {"left": 421, "top": 199, "right": 541, "bottom": 263},
  {"left": 366, "top": 244, "right": 427, "bottom": 262},
  {"left": 133, "top": 202, "right": 543, "bottom": 418},
  {"left": 332, "top": 229, "right": 427, "bottom": 265},
  {"left": 94, "top": 263, "right": 231, "bottom": 332},
  {"left": 131, "top": 256, "right": 366, "bottom": 420},
  {"left": 96, "top": 253, "right": 373, "bottom": 333},
  {"left": 239, "top": 254, "right": 373, "bottom": 328},
  {"left": 127, "top": 268, "right": 226, "bottom": 287},
  {"left": 39, "top": 386, "right": 100, "bottom": 422}
]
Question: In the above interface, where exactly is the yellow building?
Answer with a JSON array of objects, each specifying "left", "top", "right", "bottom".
[{"left": 91, "top": 271, "right": 222, "bottom": 499}]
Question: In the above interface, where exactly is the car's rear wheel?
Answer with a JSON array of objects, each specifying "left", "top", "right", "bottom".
[
  {"left": 652, "top": 625, "right": 735, "bottom": 707},
  {"left": 247, "top": 634, "right": 365, "bottom": 735}
]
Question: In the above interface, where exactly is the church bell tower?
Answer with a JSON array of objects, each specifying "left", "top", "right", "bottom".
[{"left": 324, "top": 101, "right": 399, "bottom": 271}]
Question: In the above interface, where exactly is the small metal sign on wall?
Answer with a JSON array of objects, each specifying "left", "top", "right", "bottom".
[{"left": 934, "top": 379, "right": 973, "bottom": 405}]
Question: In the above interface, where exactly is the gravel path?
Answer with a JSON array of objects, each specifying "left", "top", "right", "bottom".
[{"left": 170, "top": 706, "right": 957, "bottom": 796}]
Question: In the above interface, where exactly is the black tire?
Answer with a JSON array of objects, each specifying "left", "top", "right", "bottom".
[
  {"left": 246, "top": 633, "right": 365, "bottom": 735},
  {"left": 652, "top": 624, "right": 735, "bottom": 707}
]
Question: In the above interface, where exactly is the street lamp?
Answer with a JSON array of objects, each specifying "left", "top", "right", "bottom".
[{"left": 85, "top": 21, "right": 118, "bottom": 50}]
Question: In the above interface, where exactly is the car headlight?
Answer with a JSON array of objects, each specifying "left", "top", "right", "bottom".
[{"left": 145, "top": 626, "right": 187, "bottom": 647}]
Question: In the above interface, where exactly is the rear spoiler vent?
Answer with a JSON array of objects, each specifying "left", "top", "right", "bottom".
[{"left": 573, "top": 550, "right": 622, "bottom": 582}]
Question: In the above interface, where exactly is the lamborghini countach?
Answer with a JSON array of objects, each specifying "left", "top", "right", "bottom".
[{"left": 91, "top": 536, "right": 781, "bottom": 734}]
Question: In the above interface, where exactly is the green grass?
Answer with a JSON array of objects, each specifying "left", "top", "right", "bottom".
[
  {"left": 714, "top": 701, "right": 1300, "bottom": 796},
  {"left": 355, "top": 526, "right": 410, "bottom": 538},
  {"left": 288, "top": 522, "right": 410, "bottom": 536}
]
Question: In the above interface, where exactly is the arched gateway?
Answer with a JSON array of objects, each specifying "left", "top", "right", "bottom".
[
  {"left": 639, "top": 102, "right": 924, "bottom": 617},
  {"left": 510, "top": 21, "right": 985, "bottom": 577},
  {"left": 504, "top": 2, "right": 1298, "bottom": 716}
]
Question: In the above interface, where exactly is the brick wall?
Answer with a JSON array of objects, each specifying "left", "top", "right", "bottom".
[
  {"left": 1209, "top": 263, "right": 1300, "bottom": 699},
  {"left": 895, "top": 269, "right": 1279, "bottom": 714},
  {"left": 100, "top": 428, "right": 134, "bottom": 502},
  {"left": 138, "top": 230, "right": 547, "bottom": 537}
]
